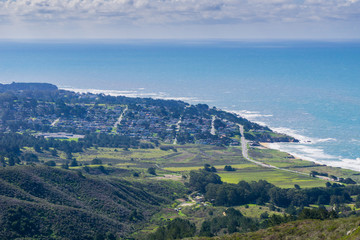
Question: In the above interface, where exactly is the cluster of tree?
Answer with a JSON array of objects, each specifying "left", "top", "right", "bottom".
[
  {"left": 0, "top": 131, "right": 143, "bottom": 166},
  {"left": 147, "top": 167, "right": 157, "bottom": 175},
  {"left": 224, "top": 165, "right": 236, "bottom": 171},
  {"left": 204, "top": 164, "right": 217, "bottom": 172},
  {"left": 81, "top": 133, "right": 139, "bottom": 149},
  {"left": 188, "top": 170, "right": 360, "bottom": 209},
  {"left": 187, "top": 170, "right": 222, "bottom": 193},
  {"left": 209, "top": 108, "right": 269, "bottom": 132},
  {"left": 310, "top": 171, "right": 356, "bottom": 184},
  {"left": 199, "top": 208, "right": 258, "bottom": 237},
  {"left": 148, "top": 218, "right": 196, "bottom": 240},
  {"left": 159, "top": 145, "right": 177, "bottom": 152},
  {"left": 148, "top": 206, "right": 340, "bottom": 239}
]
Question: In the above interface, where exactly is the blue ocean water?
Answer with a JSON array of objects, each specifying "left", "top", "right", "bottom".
[{"left": 0, "top": 40, "right": 359, "bottom": 170}]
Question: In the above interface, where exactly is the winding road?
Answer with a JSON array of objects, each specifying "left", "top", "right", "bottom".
[{"left": 238, "top": 124, "right": 308, "bottom": 176}]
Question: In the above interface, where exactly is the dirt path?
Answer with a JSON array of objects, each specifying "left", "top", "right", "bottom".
[{"left": 178, "top": 192, "right": 197, "bottom": 207}]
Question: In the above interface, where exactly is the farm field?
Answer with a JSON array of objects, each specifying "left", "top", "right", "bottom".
[
  {"left": 218, "top": 168, "right": 326, "bottom": 188},
  {"left": 21, "top": 142, "right": 360, "bottom": 188}
]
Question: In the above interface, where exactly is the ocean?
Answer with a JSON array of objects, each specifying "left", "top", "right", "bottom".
[{"left": 0, "top": 40, "right": 360, "bottom": 170}]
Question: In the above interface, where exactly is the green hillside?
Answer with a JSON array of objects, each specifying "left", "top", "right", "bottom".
[
  {"left": 195, "top": 216, "right": 360, "bottom": 240},
  {"left": 0, "top": 165, "right": 186, "bottom": 239}
]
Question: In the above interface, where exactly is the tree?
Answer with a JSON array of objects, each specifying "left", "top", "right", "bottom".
[
  {"left": 50, "top": 149, "right": 58, "bottom": 157},
  {"left": 34, "top": 144, "right": 42, "bottom": 153},
  {"left": 91, "top": 158, "right": 102, "bottom": 165},
  {"left": 0, "top": 156, "right": 6, "bottom": 167},
  {"left": 224, "top": 165, "right": 236, "bottom": 171},
  {"left": 148, "top": 218, "right": 196, "bottom": 240},
  {"left": 188, "top": 170, "right": 222, "bottom": 193},
  {"left": 61, "top": 162, "right": 69, "bottom": 169},
  {"left": 147, "top": 167, "right": 157, "bottom": 175},
  {"left": 204, "top": 164, "right": 217, "bottom": 172},
  {"left": 70, "top": 158, "right": 78, "bottom": 167},
  {"left": 44, "top": 160, "right": 56, "bottom": 166},
  {"left": 8, "top": 156, "right": 15, "bottom": 166},
  {"left": 22, "top": 153, "right": 39, "bottom": 163}
]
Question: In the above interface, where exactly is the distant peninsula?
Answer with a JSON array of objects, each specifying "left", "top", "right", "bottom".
[
  {"left": 0, "top": 82, "right": 297, "bottom": 145},
  {"left": 0, "top": 82, "right": 58, "bottom": 92}
]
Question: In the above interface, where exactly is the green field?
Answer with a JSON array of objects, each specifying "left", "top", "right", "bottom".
[
  {"left": 235, "top": 204, "right": 281, "bottom": 218},
  {"left": 21, "top": 143, "right": 359, "bottom": 188},
  {"left": 249, "top": 147, "right": 360, "bottom": 183},
  {"left": 218, "top": 168, "right": 326, "bottom": 188}
]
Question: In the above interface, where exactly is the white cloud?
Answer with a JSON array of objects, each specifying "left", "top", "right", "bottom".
[
  {"left": 0, "top": 0, "right": 359, "bottom": 24},
  {"left": 0, "top": 0, "right": 359, "bottom": 38}
]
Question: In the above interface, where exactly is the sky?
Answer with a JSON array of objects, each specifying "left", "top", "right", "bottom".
[{"left": 0, "top": 0, "right": 359, "bottom": 39}]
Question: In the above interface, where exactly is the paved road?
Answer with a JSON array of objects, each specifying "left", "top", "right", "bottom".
[
  {"left": 210, "top": 116, "right": 216, "bottom": 135},
  {"left": 113, "top": 106, "right": 128, "bottom": 129},
  {"left": 238, "top": 124, "right": 308, "bottom": 176},
  {"left": 173, "top": 116, "right": 182, "bottom": 145},
  {"left": 51, "top": 118, "right": 60, "bottom": 127}
]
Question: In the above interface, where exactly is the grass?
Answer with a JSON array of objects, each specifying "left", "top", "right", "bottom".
[
  {"left": 218, "top": 167, "right": 326, "bottom": 188},
  {"left": 249, "top": 147, "right": 316, "bottom": 168},
  {"left": 235, "top": 204, "right": 281, "bottom": 218},
  {"left": 249, "top": 146, "right": 360, "bottom": 183},
  {"left": 164, "top": 164, "right": 257, "bottom": 172},
  {"left": 24, "top": 142, "right": 359, "bottom": 188}
]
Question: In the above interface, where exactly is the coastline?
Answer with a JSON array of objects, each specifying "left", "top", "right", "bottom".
[
  {"left": 61, "top": 86, "right": 360, "bottom": 173},
  {"left": 231, "top": 108, "right": 360, "bottom": 173},
  {"left": 260, "top": 141, "right": 360, "bottom": 173}
]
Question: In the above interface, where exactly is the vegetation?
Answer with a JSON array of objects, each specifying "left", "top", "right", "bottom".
[
  {"left": 196, "top": 215, "right": 360, "bottom": 240},
  {"left": 188, "top": 169, "right": 360, "bottom": 208},
  {"left": 1, "top": 83, "right": 360, "bottom": 240},
  {"left": 0, "top": 165, "right": 186, "bottom": 239},
  {"left": 148, "top": 218, "right": 196, "bottom": 240}
]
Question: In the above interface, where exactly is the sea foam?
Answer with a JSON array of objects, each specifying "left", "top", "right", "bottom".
[{"left": 60, "top": 87, "right": 207, "bottom": 102}]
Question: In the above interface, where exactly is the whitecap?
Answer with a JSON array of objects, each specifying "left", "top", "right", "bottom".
[
  {"left": 228, "top": 110, "right": 273, "bottom": 120},
  {"left": 60, "top": 87, "right": 208, "bottom": 102}
]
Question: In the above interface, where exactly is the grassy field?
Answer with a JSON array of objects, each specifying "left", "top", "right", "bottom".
[
  {"left": 235, "top": 204, "right": 281, "bottom": 218},
  {"left": 249, "top": 147, "right": 317, "bottom": 168},
  {"left": 164, "top": 164, "right": 256, "bottom": 172},
  {"left": 249, "top": 147, "right": 360, "bottom": 183},
  {"left": 21, "top": 143, "right": 359, "bottom": 188},
  {"left": 218, "top": 167, "right": 326, "bottom": 188}
]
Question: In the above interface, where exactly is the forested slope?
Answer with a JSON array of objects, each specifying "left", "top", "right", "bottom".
[{"left": 0, "top": 165, "right": 184, "bottom": 239}]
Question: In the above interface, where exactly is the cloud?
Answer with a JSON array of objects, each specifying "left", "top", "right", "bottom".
[
  {"left": 0, "top": 0, "right": 359, "bottom": 39},
  {"left": 0, "top": 0, "right": 359, "bottom": 25}
]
